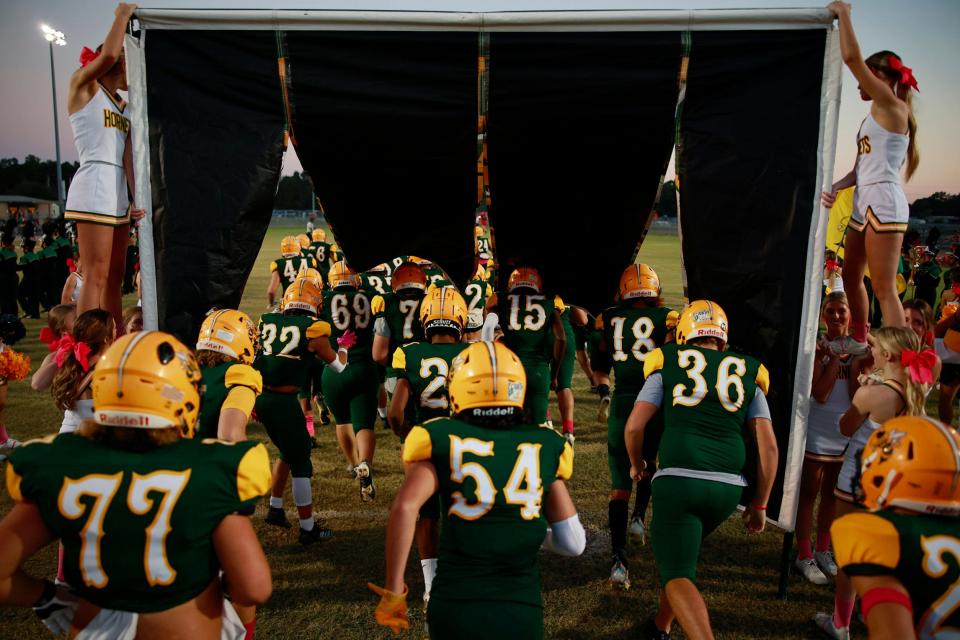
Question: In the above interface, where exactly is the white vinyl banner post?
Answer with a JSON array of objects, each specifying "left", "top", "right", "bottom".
[{"left": 125, "top": 31, "right": 158, "bottom": 330}]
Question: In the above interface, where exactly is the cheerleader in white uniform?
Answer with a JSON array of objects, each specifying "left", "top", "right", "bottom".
[
  {"left": 65, "top": 3, "right": 142, "bottom": 334},
  {"left": 822, "top": 2, "right": 920, "bottom": 354}
]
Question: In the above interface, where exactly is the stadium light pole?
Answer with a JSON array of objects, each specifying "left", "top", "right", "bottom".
[{"left": 41, "top": 24, "right": 67, "bottom": 215}]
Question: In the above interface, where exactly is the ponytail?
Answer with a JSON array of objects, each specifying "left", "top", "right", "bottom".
[
  {"left": 901, "top": 88, "right": 920, "bottom": 182},
  {"left": 865, "top": 50, "right": 920, "bottom": 181}
]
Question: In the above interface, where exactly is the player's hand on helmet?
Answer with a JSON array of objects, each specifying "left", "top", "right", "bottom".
[
  {"left": 742, "top": 503, "right": 766, "bottom": 534},
  {"left": 820, "top": 190, "right": 838, "bottom": 209},
  {"left": 367, "top": 582, "right": 409, "bottom": 635},
  {"left": 32, "top": 580, "right": 79, "bottom": 635},
  {"left": 337, "top": 330, "right": 357, "bottom": 350}
]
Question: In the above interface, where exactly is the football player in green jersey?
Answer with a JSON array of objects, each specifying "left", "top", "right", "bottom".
[
  {"left": 266, "top": 235, "right": 317, "bottom": 309},
  {"left": 832, "top": 415, "right": 960, "bottom": 640},
  {"left": 257, "top": 279, "right": 351, "bottom": 543},
  {"left": 370, "top": 340, "right": 584, "bottom": 639},
  {"left": 308, "top": 228, "right": 332, "bottom": 283},
  {"left": 593, "top": 264, "right": 678, "bottom": 589},
  {"left": 0, "top": 331, "right": 272, "bottom": 639},
  {"left": 555, "top": 301, "right": 587, "bottom": 445},
  {"left": 372, "top": 262, "right": 428, "bottom": 423},
  {"left": 625, "top": 300, "right": 778, "bottom": 640},
  {"left": 484, "top": 266, "right": 566, "bottom": 425},
  {"left": 195, "top": 308, "right": 262, "bottom": 442},
  {"left": 321, "top": 261, "right": 381, "bottom": 501},
  {"left": 387, "top": 287, "right": 469, "bottom": 613},
  {"left": 463, "top": 262, "right": 494, "bottom": 342}
]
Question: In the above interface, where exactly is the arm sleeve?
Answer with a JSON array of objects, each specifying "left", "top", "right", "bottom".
[
  {"left": 374, "top": 317, "right": 391, "bottom": 338},
  {"left": 636, "top": 373, "right": 664, "bottom": 407},
  {"left": 557, "top": 441, "right": 574, "bottom": 480},
  {"left": 371, "top": 295, "right": 386, "bottom": 316},
  {"left": 746, "top": 388, "right": 771, "bottom": 420},
  {"left": 222, "top": 386, "right": 257, "bottom": 418},
  {"left": 269, "top": 261, "right": 278, "bottom": 273},
  {"left": 756, "top": 364, "right": 771, "bottom": 394},
  {"left": 224, "top": 364, "right": 263, "bottom": 395},
  {"left": 306, "top": 321, "right": 332, "bottom": 339},
  {"left": 235, "top": 443, "right": 272, "bottom": 504},
  {"left": 643, "top": 348, "right": 666, "bottom": 378},
  {"left": 541, "top": 513, "right": 586, "bottom": 557},
  {"left": 831, "top": 512, "right": 901, "bottom": 576},
  {"left": 391, "top": 347, "right": 408, "bottom": 376}
]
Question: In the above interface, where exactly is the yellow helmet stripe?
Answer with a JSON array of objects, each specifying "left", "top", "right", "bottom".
[
  {"left": 116, "top": 330, "right": 153, "bottom": 397},
  {"left": 484, "top": 340, "right": 498, "bottom": 398}
]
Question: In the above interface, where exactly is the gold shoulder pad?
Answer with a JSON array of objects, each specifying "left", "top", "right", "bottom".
[
  {"left": 225, "top": 364, "right": 263, "bottom": 395},
  {"left": 643, "top": 348, "right": 665, "bottom": 378},
  {"left": 831, "top": 512, "right": 900, "bottom": 571},
  {"left": 307, "top": 321, "right": 332, "bottom": 340},
  {"left": 402, "top": 426, "right": 433, "bottom": 463}
]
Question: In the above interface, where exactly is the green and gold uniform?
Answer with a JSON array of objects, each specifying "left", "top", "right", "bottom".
[
  {"left": 463, "top": 277, "right": 493, "bottom": 332},
  {"left": 308, "top": 240, "right": 331, "bottom": 282},
  {"left": 833, "top": 510, "right": 960, "bottom": 637},
  {"left": 595, "top": 305, "right": 677, "bottom": 490},
  {"left": 494, "top": 292, "right": 560, "bottom": 423},
  {"left": 6, "top": 433, "right": 270, "bottom": 612},
  {"left": 372, "top": 291, "right": 426, "bottom": 380},
  {"left": 320, "top": 289, "right": 379, "bottom": 430},
  {"left": 196, "top": 363, "right": 262, "bottom": 440},
  {"left": 555, "top": 303, "right": 577, "bottom": 391},
  {"left": 270, "top": 254, "right": 317, "bottom": 293},
  {"left": 392, "top": 342, "right": 467, "bottom": 424},
  {"left": 403, "top": 418, "right": 574, "bottom": 640},
  {"left": 424, "top": 264, "right": 453, "bottom": 289},
  {"left": 361, "top": 271, "right": 391, "bottom": 297},
  {"left": 255, "top": 312, "right": 330, "bottom": 476},
  {"left": 643, "top": 342, "right": 769, "bottom": 584}
]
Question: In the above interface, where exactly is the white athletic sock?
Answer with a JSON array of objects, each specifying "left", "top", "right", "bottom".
[
  {"left": 300, "top": 517, "right": 315, "bottom": 531},
  {"left": 269, "top": 496, "right": 283, "bottom": 509},
  {"left": 421, "top": 558, "right": 438, "bottom": 597},
  {"left": 292, "top": 477, "right": 312, "bottom": 508},
  {"left": 378, "top": 407, "right": 387, "bottom": 419}
]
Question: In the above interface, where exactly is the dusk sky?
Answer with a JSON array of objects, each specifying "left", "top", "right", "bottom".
[{"left": 2, "top": 0, "right": 957, "bottom": 201}]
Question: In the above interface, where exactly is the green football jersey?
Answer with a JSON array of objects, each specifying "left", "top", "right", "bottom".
[
  {"left": 6, "top": 433, "right": 270, "bottom": 613},
  {"left": 271, "top": 254, "right": 317, "bottom": 292},
  {"left": 196, "top": 362, "right": 262, "bottom": 440},
  {"left": 463, "top": 278, "right": 493, "bottom": 330},
  {"left": 403, "top": 418, "right": 574, "bottom": 607},
  {"left": 597, "top": 305, "right": 676, "bottom": 396},
  {"left": 361, "top": 271, "right": 391, "bottom": 297},
  {"left": 308, "top": 240, "right": 330, "bottom": 267},
  {"left": 255, "top": 313, "right": 331, "bottom": 388},
  {"left": 645, "top": 342, "right": 769, "bottom": 476},
  {"left": 833, "top": 509, "right": 960, "bottom": 636},
  {"left": 373, "top": 290, "right": 425, "bottom": 377},
  {"left": 496, "top": 292, "right": 557, "bottom": 364},
  {"left": 392, "top": 341, "right": 467, "bottom": 422},
  {"left": 424, "top": 265, "right": 452, "bottom": 289},
  {"left": 320, "top": 289, "right": 374, "bottom": 360}
]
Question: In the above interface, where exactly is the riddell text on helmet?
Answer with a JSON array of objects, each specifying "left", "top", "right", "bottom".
[{"left": 98, "top": 413, "right": 152, "bottom": 427}]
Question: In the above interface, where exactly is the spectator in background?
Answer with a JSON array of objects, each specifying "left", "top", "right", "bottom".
[
  {"left": 61, "top": 259, "right": 84, "bottom": 305},
  {"left": 123, "top": 227, "right": 138, "bottom": 294},
  {"left": 937, "top": 272, "right": 960, "bottom": 425},
  {"left": 0, "top": 232, "right": 18, "bottom": 316},
  {"left": 913, "top": 247, "right": 941, "bottom": 308},
  {"left": 16, "top": 238, "right": 41, "bottom": 319},
  {"left": 39, "top": 230, "right": 60, "bottom": 311},
  {"left": 122, "top": 305, "right": 143, "bottom": 334}
]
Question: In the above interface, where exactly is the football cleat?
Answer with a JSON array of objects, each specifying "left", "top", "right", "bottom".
[
  {"left": 280, "top": 235, "right": 300, "bottom": 257},
  {"left": 564, "top": 432, "right": 575, "bottom": 447},
  {"left": 92, "top": 332, "right": 201, "bottom": 438},
  {"left": 814, "top": 550, "right": 838, "bottom": 577},
  {"left": 628, "top": 516, "right": 647, "bottom": 546},
  {"left": 609, "top": 553, "right": 631, "bottom": 590},
  {"left": 795, "top": 557, "right": 828, "bottom": 585},
  {"left": 299, "top": 521, "right": 334, "bottom": 545},
  {"left": 675, "top": 300, "right": 728, "bottom": 347},
  {"left": 265, "top": 507, "right": 292, "bottom": 529},
  {"left": 619, "top": 263, "right": 661, "bottom": 300},
  {"left": 356, "top": 461, "right": 377, "bottom": 502},
  {"left": 812, "top": 612, "right": 850, "bottom": 640},
  {"left": 197, "top": 308, "right": 258, "bottom": 365},
  {"left": 857, "top": 415, "right": 960, "bottom": 515},
  {"left": 507, "top": 266, "right": 543, "bottom": 294},
  {"left": 598, "top": 395, "right": 611, "bottom": 423}
]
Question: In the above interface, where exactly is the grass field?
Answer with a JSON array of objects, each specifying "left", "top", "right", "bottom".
[{"left": 0, "top": 225, "right": 866, "bottom": 639}]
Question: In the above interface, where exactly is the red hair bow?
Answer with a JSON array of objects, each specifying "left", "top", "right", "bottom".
[
  {"left": 901, "top": 348, "right": 936, "bottom": 385},
  {"left": 952, "top": 282, "right": 960, "bottom": 296},
  {"left": 887, "top": 56, "right": 919, "bottom": 92},
  {"left": 54, "top": 333, "right": 92, "bottom": 372},
  {"left": 39, "top": 327, "right": 60, "bottom": 352},
  {"left": 825, "top": 259, "right": 840, "bottom": 272},
  {"left": 79, "top": 47, "right": 100, "bottom": 67}
]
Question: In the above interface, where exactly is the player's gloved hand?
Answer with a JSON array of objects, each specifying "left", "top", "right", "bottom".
[
  {"left": 337, "top": 330, "right": 357, "bottom": 350},
  {"left": 367, "top": 582, "right": 409, "bottom": 635},
  {"left": 32, "top": 580, "right": 78, "bottom": 635}
]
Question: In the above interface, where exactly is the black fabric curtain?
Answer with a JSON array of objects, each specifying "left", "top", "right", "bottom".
[
  {"left": 677, "top": 30, "right": 826, "bottom": 521},
  {"left": 147, "top": 30, "right": 286, "bottom": 342},
  {"left": 284, "top": 31, "right": 478, "bottom": 285},
  {"left": 486, "top": 32, "right": 682, "bottom": 309}
]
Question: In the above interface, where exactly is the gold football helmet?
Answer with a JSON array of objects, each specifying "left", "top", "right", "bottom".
[
  {"left": 448, "top": 341, "right": 526, "bottom": 415},
  {"left": 858, "top": 415, "right": 960, "bottom": 515},
  {"left": 93, "top": 331, "right": 201, "bottom": 437},
  {"left": 391, "top": 262, "right": 427, "bottom": 292},
  {"left": 420, "top": 286, "right": 468, "bottom": 337},
  {"left": 328, "top": 261, "right": 360, "bottom": 290},
  {"left": 619, "top": 263, "right": 660, "bottom": 300},
  {"left": 282, "top": 279, "right": 323, "bottom": 315},
  {"left": 196, "top": 309, "right": 258, "bottom": 365},
  {"left": 297, "top": 233, "right": 311, "bottom": 250},
  {"left": 298, "top": 267, "right": 323, "bottom": 289},
  {"left": 311, "top": 228, "right": 327, "bottom": 243},
  {"left": 507, "top": 267, "right": 543, "bottom": 294},
  {"left": 676, "top": 300, "right": 729, "bottom": 346},
  {"left": 280, "top": 235, "right": 300, "bottom": 257}
]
